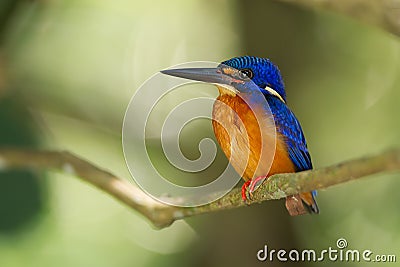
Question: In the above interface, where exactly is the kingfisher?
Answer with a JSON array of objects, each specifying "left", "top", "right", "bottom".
[{"left": 161, "top": 56, "right": 319, "bottom": 216}]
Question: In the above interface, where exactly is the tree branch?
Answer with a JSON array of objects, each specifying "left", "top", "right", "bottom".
[
  {"left": 277, "top": 0, "right": 400, "bottom": 37},
  {"left": 0, "top": 148, "right": 399, "bottom": 228}
]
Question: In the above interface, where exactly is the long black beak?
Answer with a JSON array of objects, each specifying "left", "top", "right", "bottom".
[{"left": 161, "top": 67, "right": 233, "bottom": 85}]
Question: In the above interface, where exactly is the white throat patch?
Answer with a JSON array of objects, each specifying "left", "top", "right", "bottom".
[{"left": 264, "top": 86, "right": 285, "bottom": 103}]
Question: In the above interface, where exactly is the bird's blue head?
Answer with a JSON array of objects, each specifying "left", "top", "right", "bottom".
[
  {"left": 161, "top": 56, "right": 286, "bottom": 102},
  {"left": 221, "top": 56, "right": 286, "bottom": 102}
]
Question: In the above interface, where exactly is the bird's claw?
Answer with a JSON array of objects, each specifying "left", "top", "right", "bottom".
[
  {"left": 241, "top": 176, "right": 267, "bottom": 201},
  {"left": 249, "top": 175, "right": 267, "bottom": 194}
]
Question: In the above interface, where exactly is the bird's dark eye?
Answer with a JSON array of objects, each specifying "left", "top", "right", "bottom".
[{"left": 240, "top": 68, "right": 254, "bottom": 79}]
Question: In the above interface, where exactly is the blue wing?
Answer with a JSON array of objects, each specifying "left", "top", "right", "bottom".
[
  {"left": 263, "top": 93, "right": 312, "bottom": 171},
  {"left": 262, "top": 92, "right": 319, "bottom": 213},
  {"left": 277, "top": 108, "right": 312, "bottom": 171}
]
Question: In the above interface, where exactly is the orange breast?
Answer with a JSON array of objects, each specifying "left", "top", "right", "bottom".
[{"left": 212, "top": 88, "right": 295, "bottom": 181}]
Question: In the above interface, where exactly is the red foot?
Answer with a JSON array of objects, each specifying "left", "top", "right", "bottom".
[
  {"left": 242, "top": 176, "right": 267, "bottom": 201},
  {"left": 241, "top": 180, "right": 251, "bottom": 201},
  {"left": 249, "top": 175, "right": 267, "bottom": 193}
]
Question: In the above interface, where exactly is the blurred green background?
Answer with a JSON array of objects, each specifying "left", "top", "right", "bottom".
[{"left": 0, "top": 0, "right": 399, "bottom": 266}]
